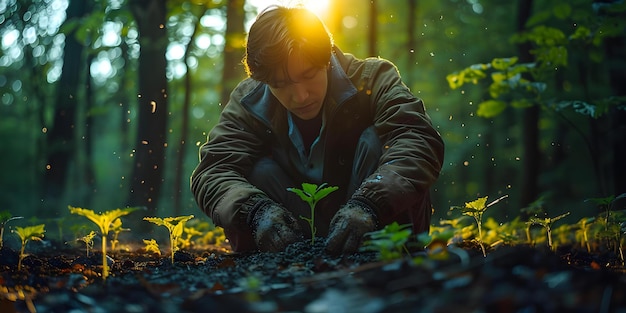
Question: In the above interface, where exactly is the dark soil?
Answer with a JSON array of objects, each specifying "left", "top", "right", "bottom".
[{"left": 1, "top": 238, "right": 625, "bottom": 313}]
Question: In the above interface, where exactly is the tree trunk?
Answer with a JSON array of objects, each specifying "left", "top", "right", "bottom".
[
  {"left": 368, "top": 0, "right": 378, "bottom": 57},
  {"left": 516, "top": 0, "right": 539, "bottom": 208},
  {"left": 42, "top": 1, "right": 88, "bottom": 215},
  {"left": 605, "top": 35, "right": 626, "bottom": 196},
  {"left": 406, "top": 0, "right": 417, "bottom": 87},
  {"left": 220, "top": 0, "right": 246, "bottom": 108},
  {"left": 128, "top": 0, "right": 168, "bottom": 216}
]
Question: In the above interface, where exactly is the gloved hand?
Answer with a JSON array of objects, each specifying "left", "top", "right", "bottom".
[
  {"left": 250, "top": 201, "right": 303, "bottom": 252},
  {"left": 325, "top": 201, "right": 377, "bottom": 255}
]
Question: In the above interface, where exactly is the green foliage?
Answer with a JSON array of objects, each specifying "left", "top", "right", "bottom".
[
  {"left": 0, "top": 211, "right": 23, "bottom": 249},
  {"left": 142, "top": 239, "right": 161, "bottom": 256},
  {"left": 13, "top": 224, "right": 45, "bottom": 271},
  {"left": 144, "top": 215, "right": 195, "bottom": 264},
  {"left": 287, "top": 183, "right": 338, "bottom": 245},
  {"left": 528, "top": 212, "right": 571, "bottom": 251},
  {"left": 361, "top": 222, "right": 412, "bottom": 261},
  {"left": 455, "top": 195, "right": 509, "bottom": 256},
  {"left": 109, "top": 218, "right": 130, "bottom": 252},
  {"left": 77, "top": 231, "right": 97, "bottom": 257},
  {"left": 69, "top": 206, "right": 139, "bottom": 280}
]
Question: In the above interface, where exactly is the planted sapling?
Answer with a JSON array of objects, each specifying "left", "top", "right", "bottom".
[
  {"left": 528, "top": 212, "right": 570, "bottom": 251},
  {"left": 144, "top": 215, "right": 194, "bottom": 264},
  {"left": 287, "top": 183, "right": 338, "bottom": 245},
  {"left": 0, "top": 211, "right": 23, "bottom": 249},
  {"left": 69, "top": 206, "right": 139, "bottom": 279},
  {"left": 455, "top": 195, "right": 508, "bottom": 257},
  {"left": 13, "top": 224, "right": 45, "bottom": 271}
]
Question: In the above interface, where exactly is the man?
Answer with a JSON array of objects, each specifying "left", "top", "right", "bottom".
[{"left": 191, "top": 5, "right": 444, "bottom": 255}]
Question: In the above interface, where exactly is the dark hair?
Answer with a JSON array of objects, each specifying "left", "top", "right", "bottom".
[{"left": 243, "top": 5, "right": 333, "bottom": 85}]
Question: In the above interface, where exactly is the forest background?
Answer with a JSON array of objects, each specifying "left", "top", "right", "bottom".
[{"left": 1, "top": 0, "right": 624, "bottom": 237}]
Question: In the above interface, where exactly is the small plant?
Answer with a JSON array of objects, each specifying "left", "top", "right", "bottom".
[
  {"left": 76, "top": 231, "right": 97, "bottom": 257},
  {"left": 13, "top": 224, "right": 45, "bottom": 271},
  {"left": 586, "top": 193, "right": 626, "bottom": 231},
  {"left": 142, "top": 239, "right": 161, "bottom": 256},
  {"left": 144, "top": 215, "right": 194, "bottom": 264},
  {"left": 69, "top": 206, "right": 138, "bottom": 280},
  {"left": 109, "top": 218, "right": 129, "bottom": 252},
  {"left": 456, "top": 195, "right": 508, "bottom": 256},
  {"left": 528, "top": 212, "right": 570, "bottom": 251},
  {"left": 287, "top": 183, "right": 338, "bottom": 245},
  {"left": 361, "top": 222, "right": 412, "bottom": 261},
  {"left": 0, "top": 211, "right": 23, "bottom": 249},
  {"left": 575, "top": 217, "right": 596, "bottom": 253}
]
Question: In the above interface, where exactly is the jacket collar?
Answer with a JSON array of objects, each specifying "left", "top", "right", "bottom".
[{"left": 240, "top": 47, "right": 357, "bottom": 125}]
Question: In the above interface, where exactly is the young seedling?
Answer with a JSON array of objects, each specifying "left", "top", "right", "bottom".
[
  {"left": 287, "top": 183, "right": 338, "bottom": 245},
  {"left": 13, "top": 224, "right": 45, "bottom": 271},
  {"left": 76, "top": 230, "right": 97, "bottom": 257},
  {"left": 109, "top": 218, "right": 129, "bottom": 252},
  {"left": 576, "top": 217, "right": 596, "bottom": 253},
  {"left": 586, "top": 193, "right": 626, "bottom": 231},
  {"left": 456, "top": 195, "right": 508, "bottom": 257},
  {"left": 528, "top": 212, "right": 570, "bottom": 251},
  {"left": 69, "top": 206, "right": 139, "bottom": 280},
  {"left": 0, "top": 211, "right": 23, "bottom": 249},
  {"left": 142, "top": 239, "right": 161, "bottom": 256},
  {"left": 144, "top": 215, "right": 194, "bottom": 264},
  {"left": 360, "top": 222, "right": 412, "bottom": 261}
]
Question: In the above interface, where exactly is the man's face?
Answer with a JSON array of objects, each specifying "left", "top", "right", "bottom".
[{"left": 268, "top": 52, "right": 328, "bottom": 120}]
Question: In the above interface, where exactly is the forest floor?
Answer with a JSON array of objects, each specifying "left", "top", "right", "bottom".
[{"left": 1, "top": 238, "right": 626, "bottom": 313}]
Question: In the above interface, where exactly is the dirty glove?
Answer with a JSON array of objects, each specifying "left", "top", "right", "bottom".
[
  {"left": 325, "top": 200, "right": 377, "bottom": 255},
  {"left": 249, "top": 199, "right": 303, "bottom": 252}
]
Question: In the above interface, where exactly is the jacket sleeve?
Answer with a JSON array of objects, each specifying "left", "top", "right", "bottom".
[
  {"left": 351, "top": 59, "right": 445, "bottom": 226},
  {"left": 190, "top": 92, "right": 268, "bottom": 251}
]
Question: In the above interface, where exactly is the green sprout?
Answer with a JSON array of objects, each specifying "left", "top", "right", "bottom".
[
  {"left": 69, "top": 206, "right": 138, "bottom": 280},
  {"left": 528, "top": 212, "right": 570, "bottom": 251},
  {"left": 76, "top": 230, "right": 97, "bottom": 257},
  {"left": 142, "top": 239, "right": 161, "bottom": 256},
  {"left": 287, "top": 183, "right": 338, "bottom": 245},
  {"left": 0, "top": 211, "right": 23, "bottom": 249},
  {"left": 576, "top": 217, "right": 596, "bottom": 253},
  {"left": 361, "top": 222, "right": 412, "bottom": 261},
  {"left": 586, "top": 193, "right": 626, "bottom": 231},
  {"left": 144, "top": 215, "right": 194, "bottom": 264},
  {"left": 456, "top": 195, "right": 508, "bottom": 257},
  {"left": 13, "top": 224, "right": 45, "bottom": 271},
  {"left": 109, "top": 218, "right": 130, "bottom": 252}
]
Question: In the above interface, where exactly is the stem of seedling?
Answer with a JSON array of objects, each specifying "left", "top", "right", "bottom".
[{"left": 287, "top": 183, "right": 338, "bottom": 245}]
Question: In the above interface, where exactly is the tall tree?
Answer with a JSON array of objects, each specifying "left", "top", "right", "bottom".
[
  {"left": 368, "top": 0, "right": 378, "bottom": 57},
  {"left": 406, "top": 0, "right": 418, "bottom": 87},
  {"left": 516, "top": 0, "right": 539, "bottom": 207},
  {"left": 42, "top": 1, "right": 89, "bottom": 214},
  {"left": 128, "top": 0, "right": 168, "bottom": 215},
  {"left": 220, "top": 0, "right": 246, "bottom": 108}
]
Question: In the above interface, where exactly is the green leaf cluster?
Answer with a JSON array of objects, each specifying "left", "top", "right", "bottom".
[
  {"left": 287, "top": 183, "right": 338, "bottom": 244},
  {"left": 13, "top": 224, "right": 45, "bottom": 271},
  {"left": 361, "top": 222, "right": 412, "bottom": 261},
  {"left": 144, "top": 215, "right": 194, "bottom": 264}
]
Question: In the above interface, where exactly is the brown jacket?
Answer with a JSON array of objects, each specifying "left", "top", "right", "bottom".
[{"left": 191, "top": 48, "right": 445, "bottom": 251}]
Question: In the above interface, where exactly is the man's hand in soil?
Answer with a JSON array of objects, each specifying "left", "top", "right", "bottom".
[
  {"left": 325, "top": 201, "right": 377, "bottom": 255},
  {"left": 250, "top": 201, "right": 303, "bottom": 252}
]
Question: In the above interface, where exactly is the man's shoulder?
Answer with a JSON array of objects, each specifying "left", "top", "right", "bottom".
[
  {"left": 337, "top": 50, "right": 398, "bottom": 82},
  {"left": 231, "top": 78, "right": 263, "bottom": 102}
]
